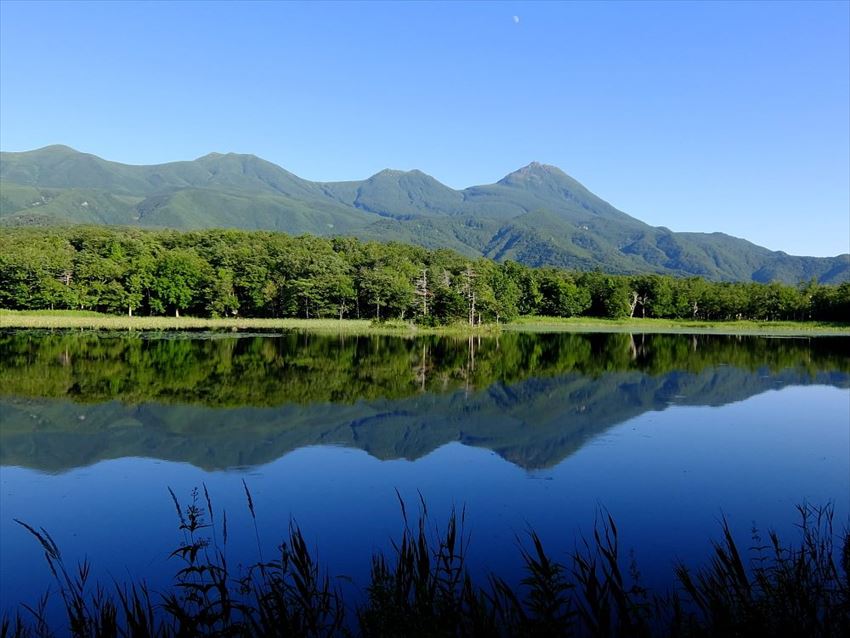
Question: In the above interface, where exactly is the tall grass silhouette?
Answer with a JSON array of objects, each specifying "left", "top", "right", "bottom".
[{"left": 2, "top": 490, "right": 847, "bottom": 637}]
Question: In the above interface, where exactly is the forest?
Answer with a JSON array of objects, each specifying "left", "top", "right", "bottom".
[{"left": 1, "top": 227, "right": 848, "bottom": 323}]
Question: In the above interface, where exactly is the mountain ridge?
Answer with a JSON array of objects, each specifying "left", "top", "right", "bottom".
[{"left": 1, "top": 145, "right": 847, "bottom": 284}]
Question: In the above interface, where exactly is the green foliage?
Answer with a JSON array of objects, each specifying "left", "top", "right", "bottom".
[
  {"left": 359, "top": 266, "right": 413, "bottom": 320},
  {"left": 538, "top": 269, "right": 591, "bottom": 317},
  {"left": 485, "top": 265, "right": 522, "bottom": 322},
  {"left": 206, "top": 268, "right": 239, "bottom": 317},
  {"left": 150, "top": 249, "right": 211, "bottom": 316},
  {"left": 0, "top": 227, "right": 848, "bottom": 323},
  {"left": 579, "top": 272, "right": 633, "bottom": 319}
]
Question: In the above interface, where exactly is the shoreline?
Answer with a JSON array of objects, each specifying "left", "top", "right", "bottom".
[{"left": 1, "top": 310, "right": 848, "bottom": 336}]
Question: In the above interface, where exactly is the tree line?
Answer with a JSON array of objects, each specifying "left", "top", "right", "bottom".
[{"left": 1, "top": 227, "right": 848, "bottom": 322}]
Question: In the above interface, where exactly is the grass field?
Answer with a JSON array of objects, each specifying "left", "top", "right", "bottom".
[
  {"left": 0, "top": 310, "right": 498, "bottom": 336},
  {"left": 504, "top": 315, "right": 850, "bottom": 336},
  {"left": 1, "top": 309, "right": 847, "bottom": 336}
]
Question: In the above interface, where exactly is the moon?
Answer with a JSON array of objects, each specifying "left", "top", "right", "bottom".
[{"left": 512, "top": 15, "right": 520, "bottom": 24}]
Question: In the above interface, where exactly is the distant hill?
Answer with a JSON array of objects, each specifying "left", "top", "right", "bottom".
[{"left": 1, "top": 145, "right": 847, "bottom": 284}]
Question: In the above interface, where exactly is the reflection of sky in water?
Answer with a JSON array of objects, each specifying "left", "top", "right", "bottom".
[{"left": 2, "top": 385, "right": 848, "bottom": 621}]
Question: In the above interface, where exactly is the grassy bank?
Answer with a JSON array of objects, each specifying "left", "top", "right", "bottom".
[
  {"left": 0, "top": 310, "right": 372, "bottom": 333},
  {"left": 505, "top": 315, "right": 850, "bottom": 336},
  {"left": 1, "top": 309, "right": 848, "bottom": 336},
  {"left": 4, "top": 490, "right": 848, "bottom": 638},
  {"left": 0, "top": 310, "right": 502, "bottom": 336}
]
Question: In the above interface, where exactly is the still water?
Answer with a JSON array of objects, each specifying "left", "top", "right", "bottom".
[{"left": 1, "top": 330, "right": 848, "bottom": 616}]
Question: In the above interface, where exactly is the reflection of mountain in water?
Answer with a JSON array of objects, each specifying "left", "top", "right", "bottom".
[
  {"left": 2, "top": 365, "right": 847, "bottom": 473},
  {"left": 2, "top": 330, "right": 848, "bottom": 472}
]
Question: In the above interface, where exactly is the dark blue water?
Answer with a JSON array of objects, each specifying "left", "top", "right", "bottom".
[{"left": 1, "top": 331, "right": 848, "bottom": 619}]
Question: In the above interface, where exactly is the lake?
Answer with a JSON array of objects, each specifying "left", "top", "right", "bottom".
[{"left": 1, "top": 329, "right": 848, "bottom": 620}]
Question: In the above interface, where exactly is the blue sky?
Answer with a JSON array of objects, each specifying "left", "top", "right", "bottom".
[{"left": 1, "top": 0, "right": 848, "bottom": 256}]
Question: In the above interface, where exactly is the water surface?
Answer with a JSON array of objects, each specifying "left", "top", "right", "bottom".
[{"left": 1, "top": 330, "right": 848, "bottom": 616}]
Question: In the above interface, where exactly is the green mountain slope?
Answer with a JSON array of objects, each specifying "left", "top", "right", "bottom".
[
  {"left": 323, "top": 168, "right": 466, "bottom": 219},
  {"left": 134, "top": 189, "right": 373, "bottom": 234},
  {"left": 1, "top": 145, "right": 847, "bottom": 283}
]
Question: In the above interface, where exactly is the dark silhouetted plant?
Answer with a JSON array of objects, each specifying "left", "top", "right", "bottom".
[{"left": 3, "top": 495, "right": 848, "bottom": 638}]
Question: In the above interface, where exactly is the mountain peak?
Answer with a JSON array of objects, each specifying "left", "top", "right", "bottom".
[
  {"left": 36, "top": 144, "right": 80, "bottom": 154},
  {"left": 370, "top": 168, "right": 426, "bottom": 179},
  {"left": 196, "top": 151, "right": 262, "bottom": 162},
  {"left": 497, "top": 162, "right": 570, "bottom": 186},
  {"left": 372, "top": 168, "right": 406, "bottom": 177},
  {"left": 367, "top": 168, "right": 441, "bottom": 183}
]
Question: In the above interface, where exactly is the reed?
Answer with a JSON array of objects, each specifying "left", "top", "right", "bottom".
[{"left": 3, "top": 494, "right": 848, "bottom": 637}]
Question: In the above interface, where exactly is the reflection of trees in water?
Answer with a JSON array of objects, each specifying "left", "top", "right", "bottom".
[
  {"left": 0, "top": 331, "right": 847, "bottom": 473},
  {"left": 0, "top": 332, "right": 847, "bottom": 407}
]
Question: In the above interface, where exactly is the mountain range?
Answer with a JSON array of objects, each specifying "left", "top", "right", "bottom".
[{"left": 1, "top": 145, "right": 847, "bottom": 284}]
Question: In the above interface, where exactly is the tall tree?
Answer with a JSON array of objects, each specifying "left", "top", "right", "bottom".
[{"left": 151, "top": 249, "right": 210, "bottom": 317}]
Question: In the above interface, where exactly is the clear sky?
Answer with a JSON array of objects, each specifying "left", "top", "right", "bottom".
[{"left": 1, "top": 1, "right": 848, "bottom": 256}]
